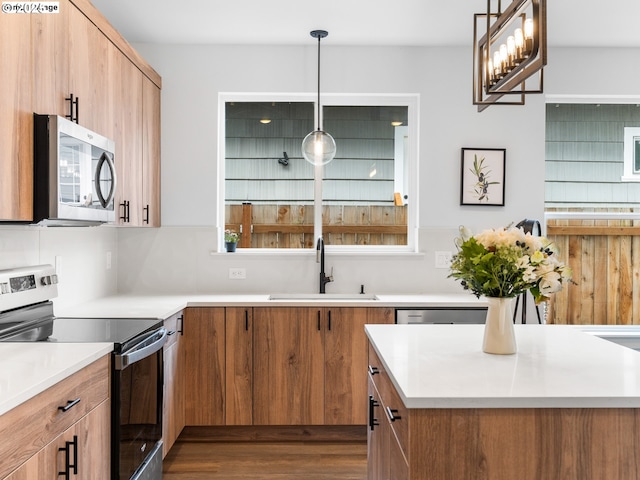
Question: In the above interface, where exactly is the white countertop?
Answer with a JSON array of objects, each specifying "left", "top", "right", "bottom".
[
  {"left": 0, "top": 293, "right": 483, "bottom": 417},
  {"left": 55, "top": 293, "right": 487, "bottom": 319},
  {"left": 0, "top": 342, "right": 113, "bottom": 415},
  {"left": 365, "top": 324, "right": 640, "bottom": 409}
]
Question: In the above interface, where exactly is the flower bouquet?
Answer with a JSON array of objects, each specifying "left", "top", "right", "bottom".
[
  {"left": 449, "top": 225, "right": 572, "bottom": 303},
  {"left": 449, "top": 225, "right": 572, "bottom": 354}
]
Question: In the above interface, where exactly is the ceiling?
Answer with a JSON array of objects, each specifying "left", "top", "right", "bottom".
[{"left": 90, "top": 0, "right": 640, "bottom": 48}]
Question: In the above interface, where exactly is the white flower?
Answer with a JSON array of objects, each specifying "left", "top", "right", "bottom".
[{"left": 539, "top": 271, "right": 563, "bottom": 295}]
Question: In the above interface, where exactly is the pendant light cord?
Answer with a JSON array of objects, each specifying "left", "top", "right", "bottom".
[{"left": 316, "top": 33, "right": 321, "bottom": 132}]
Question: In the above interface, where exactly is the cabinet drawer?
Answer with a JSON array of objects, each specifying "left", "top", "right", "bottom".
[
  {"left": 0, "top": 355, "right": 109, "bottom": 479},
  {"left": 368, "top": 344, "right": 408, "bottom": 458},
  {"left": 164, "top": 310, "right": 184, "bottom": 349}
]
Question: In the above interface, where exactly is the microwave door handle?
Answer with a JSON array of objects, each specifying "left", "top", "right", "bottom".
[
  {"left": 114, "top": 328, "right": 167, "bottom": 370},
  {"left": 94, "top": 152, "right": 117, "bottom": 209}
]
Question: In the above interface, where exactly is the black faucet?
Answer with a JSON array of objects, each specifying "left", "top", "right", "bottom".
[{"left": 316, "top": 237, "right": 333, "bottom": 293}]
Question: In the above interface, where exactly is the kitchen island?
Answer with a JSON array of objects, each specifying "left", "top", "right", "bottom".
[{"left": 365, "top": 324, "right": 640, "bottom": 480}]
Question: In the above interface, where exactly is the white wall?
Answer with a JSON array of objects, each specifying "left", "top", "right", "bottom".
[
  {"left": 3, "top": 45, "right": 638, "bottom": 300},
  {"left": 116, "top": 44, "right": 546, "bottom": 295}
]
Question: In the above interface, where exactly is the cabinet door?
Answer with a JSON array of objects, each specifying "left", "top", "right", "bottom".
[
  {"left": 183, "top": 307, "right": 226, "bottom": 426},
  {"left": 253, "top": 308, "right": 324, "bottom": 425},
  {"left": 367, "top": 377, "right": 388, "bottom": 480},
  {"left": 113, "top": 52, "right": 143, "bottom": 226},
  {"left": 141, "top": 76, "right": 161, "bottom": 226},
  {"left": 68, "top": 5, "right": 111, "bottom": 135},
  {"left": 163, "top": 311, "right": 185, "bottom": 457},
  {"left": 225, "top": 307, "right": 253, "bottom": 425},
  {"left": 0, "top": 8, "right": 32, "bottom": 221},
  {"left": 325, "top": 308, "right": 394, "bottom": 425},
  {"left": 5, "top": 400, "right": 110, "bottom": 480},
  {"left": 32, "top": 0, "right": 69, "bottom": 116}
]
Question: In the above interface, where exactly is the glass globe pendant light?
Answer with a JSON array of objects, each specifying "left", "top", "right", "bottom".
[{"left": 302, "top": 30, "right": 336, "bottom": 166}]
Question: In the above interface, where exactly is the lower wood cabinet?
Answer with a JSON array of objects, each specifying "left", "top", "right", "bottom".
[
  {"left": 367, "top": 345, "right": 409, "bottom": 480},
  {"left": 253, "top": 307, "right": 325, "bottom": 425},
  {"left": 6, "top": 400, "right": 110, "bottom": 480},
  {"left": 1, "top": 355, "right": 110, "bottom": 479},
  {"left": 253, "top": 307, "right": 393, "bottom": 426},
  {"left": 179, "top": 306, "right": 393, "bottom": 429},
  {"left": 225, "top": 307, "right": 253, "bottom": 425},
  {"left": 183, "top": 307, "right": 226, "bottom": 426}
]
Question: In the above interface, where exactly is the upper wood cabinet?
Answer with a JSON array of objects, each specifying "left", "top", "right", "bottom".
[
  {"left": 113, "top": 50, "right": 144, "bottom": 226},
  {"left": 0, "top": 0, "right": 161, "bottom": 223},
  {"left": 0, "top": 9, "right": 33, "bottom": 221},
  {"left": 141, "top": 77, "right": 161, "bottom": 227},
  {"left": 68, "top": 5, "right": 112, "bottom": 136},
  {"left": 31, "top": 0, "right": 69, "bottom": 117}
]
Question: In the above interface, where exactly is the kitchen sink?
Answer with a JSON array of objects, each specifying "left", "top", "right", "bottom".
[{"left": 268, "top": 293, "right": 379, "bottom": 301}]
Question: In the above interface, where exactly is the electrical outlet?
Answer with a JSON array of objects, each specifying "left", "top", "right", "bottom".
[
  {"left": 435, "top": 251, "right": 453, "bottom": 269},
  {"left": 106, "top": 251, "right": 112, "bottom": 270},
  {"left": 229, "top": 268, "right": 246, "bottom": 280}
]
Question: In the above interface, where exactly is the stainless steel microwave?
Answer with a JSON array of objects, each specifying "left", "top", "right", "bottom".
[{"left": 33, "top": 114, "right": 117, "bottom": 225}]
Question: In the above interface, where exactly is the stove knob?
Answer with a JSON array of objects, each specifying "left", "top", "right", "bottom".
[
  {"left": 41, "top": 275, "right": 51, "bottom": 286},
  {"left": 51, "top": 274, "right": 59, "bottom": 284},
  {"left": 0, "top": 283, "right": 9, "bottom": 294}
]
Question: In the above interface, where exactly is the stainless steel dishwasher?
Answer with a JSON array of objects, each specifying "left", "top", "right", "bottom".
[{"left": 396, "top": 307, "right": 488, "bottom": 324}]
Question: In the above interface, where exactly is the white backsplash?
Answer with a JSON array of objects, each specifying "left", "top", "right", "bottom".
[
  {"left": 0, "top": 225, "right": 118, "bottom": 311},
  {"left": 116, "top": 226, "right": 463, "bottom": 295}
]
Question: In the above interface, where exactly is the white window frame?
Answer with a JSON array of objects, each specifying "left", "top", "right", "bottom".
[{"left": 217, "top": 92, "right": 420, "bottom": 253}]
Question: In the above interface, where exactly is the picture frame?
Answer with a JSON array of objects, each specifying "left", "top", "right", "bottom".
[{"left": 460, "top": 148, "right": 506, "bottom": 206}]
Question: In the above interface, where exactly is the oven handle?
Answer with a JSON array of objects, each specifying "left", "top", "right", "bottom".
[{"left": 114, "top": 328, "right": 167, "bottom": 370}]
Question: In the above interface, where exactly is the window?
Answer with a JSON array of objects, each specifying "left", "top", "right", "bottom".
[
  {"left": 622, "top": 127, "right": 640, "bottom": 182},
  {"left": 220, "top": 94, "right": 418, "bottom": 250}
]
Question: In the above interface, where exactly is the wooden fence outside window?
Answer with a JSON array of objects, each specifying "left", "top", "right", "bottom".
[
  {"left": 546, "top": 208, "right": 640, "bottom": 325},
  {"left": 225, "top": 203, "right": 407, "bottom": 249}
]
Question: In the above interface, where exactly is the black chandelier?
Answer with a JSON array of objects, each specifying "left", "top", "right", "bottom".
[{"left": 473, "top": 0, "right": 547, "bottom": 112}]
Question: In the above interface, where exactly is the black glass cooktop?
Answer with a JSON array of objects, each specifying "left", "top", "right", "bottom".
[{"left": 49, "top": 317, "right": 163, "bottom": 349}]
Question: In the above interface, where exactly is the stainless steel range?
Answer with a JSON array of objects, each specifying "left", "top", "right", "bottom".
[{"left": 0, "top": 265, "right": 166, "bottom": 480}]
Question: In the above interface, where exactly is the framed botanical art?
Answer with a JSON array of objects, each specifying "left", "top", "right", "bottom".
[{"left": 460, "top": 148, "right": 506, "bottom": 206}]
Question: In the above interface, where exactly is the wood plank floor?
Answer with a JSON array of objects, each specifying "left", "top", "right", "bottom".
[{"left": 162, "top": 441, "right": 368, "bottom": 479}]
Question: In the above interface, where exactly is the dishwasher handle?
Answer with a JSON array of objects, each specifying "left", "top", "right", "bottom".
[{"left": 115, "top": 327, "right": 167, "bottom": 370}]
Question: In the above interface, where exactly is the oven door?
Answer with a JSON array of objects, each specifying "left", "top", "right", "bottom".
[{"left": 112, "top": 328, "right": 167, "bottom": 480}]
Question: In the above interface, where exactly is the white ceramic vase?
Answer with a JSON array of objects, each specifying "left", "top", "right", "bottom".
[{"left": 482, "top": 296, "right": 517, "bottom": 355}]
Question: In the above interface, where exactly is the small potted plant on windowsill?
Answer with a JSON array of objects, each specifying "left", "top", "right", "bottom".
[{"left": 224, "top": 229, "right": 240, "bottom": 252}]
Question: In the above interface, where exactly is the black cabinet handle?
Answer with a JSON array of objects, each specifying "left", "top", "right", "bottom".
[
  {"left": 120, "top": 200, "right": 130, "bottom": 223},
  {"left": 327, "top": 310, "right": 331, "bottom": 331},
  {"left": 368, "top": 365, "right": 380, "bottom": 375},
  {"left": 386, "top": 406, "right": 401, "bottom": 422},
  {"left": 178, "top": 314, "right": 184, "bottom": 335},
  {"left": 245, "top": 309, "right": 249, "bottom": 331},
  {"left": 58, "top": 434, "right": 78, "bottom": 479},
  {"left": 58, "top": 398, "right": 81, "bottom": 412},
  {"left": 317, "top": 310, "right": 321, "bottom": 331},
  {"left": 368, "top": 395, "right": 380, "bottom": 431},
  {"left": 143, "top": 204, "right": 150, "bottom": 224},
  {"left": 65, "top": 93, "right": 79, "bottom": 123}
]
